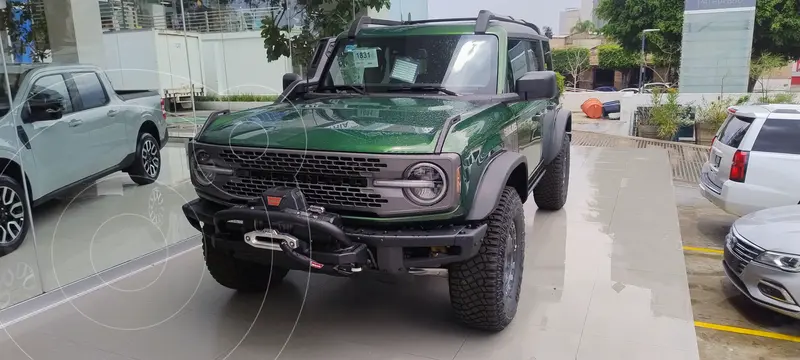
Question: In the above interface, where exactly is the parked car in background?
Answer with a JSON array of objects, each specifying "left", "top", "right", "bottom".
[
  {"left": 619, "top": 88, "right": 639, "bottom": 93},
  {"left": 643, "top": 82, "right": 671, "bottom": 91},
  {"left": 0, "top": 64, "right": 168, "bottom": 256},
  {"left": 594, "top": 86, "right": 617, "bottom": 92},
  {"left": 699, "top": 105, "right": 800, "bottom": 216},
  {"left": 723, "top": 205, "right": 800, "bottom": 319}
]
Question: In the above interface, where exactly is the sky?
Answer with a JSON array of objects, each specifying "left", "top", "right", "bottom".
[{"left": 427, "top": 0, "right": 581, "bottom": 35}]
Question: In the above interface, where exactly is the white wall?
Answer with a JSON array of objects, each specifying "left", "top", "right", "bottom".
[
  {"left": 200, "top": 31, "right": 290, "bottom": 95},
  {"left": 104, "top": 30, "right": 204, "bottom": 94}
]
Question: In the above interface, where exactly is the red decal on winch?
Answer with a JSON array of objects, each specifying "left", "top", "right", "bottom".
[{"left": 310, "top": 261, "right": 323, "bottom": 269}]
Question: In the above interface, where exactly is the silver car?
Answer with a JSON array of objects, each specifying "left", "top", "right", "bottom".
[{"left": 723, "top": 205, "right": 800, "bottom": 319}]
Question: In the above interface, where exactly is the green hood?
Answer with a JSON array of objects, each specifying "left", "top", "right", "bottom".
[{"left": 197, "top": 96, "right": 487, "bottom": 154}]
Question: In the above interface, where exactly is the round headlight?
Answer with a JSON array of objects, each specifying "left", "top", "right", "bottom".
[
  {"left": 190, "top": 156, "right": 214, "bottom": 186},
  {"left": 403, "top": 162, "right": 447, "bottom": 206}
]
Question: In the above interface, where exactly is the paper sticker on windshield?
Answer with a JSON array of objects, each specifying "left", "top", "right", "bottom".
[
  {"left": 390, "top": 57, "right": 419, "bottom": 83},
  {"left": 357, "top": 108, "right": 380, "bottom": 118},
  {"left": 352, "top": 48, "right": 379, "bottom": 68}
]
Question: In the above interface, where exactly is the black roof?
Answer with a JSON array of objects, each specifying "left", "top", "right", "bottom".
[{"left": 348, "top": 9, "right": 547, "bottom": 41}]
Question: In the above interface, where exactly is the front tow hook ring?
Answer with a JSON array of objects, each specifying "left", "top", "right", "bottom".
[{"left": 244, "top": 229, "right": 299, "bottom": 251}]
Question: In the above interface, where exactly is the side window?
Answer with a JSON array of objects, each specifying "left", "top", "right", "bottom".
[
  {"left": 27, "top": 74, "right": 73, "bottom": 115},
  {"left": 530, "top": 40, "right": 545, "bottom": 71},
  {"left": 751, "top": 119, "right": 800, "bottom": 154},
  {"left": 507, "top": 40, "right": 535, "bottom": 92},
  {"left": 542, "top": 41, "right": 553, "bottom": 71},
  {"left": 72, "top": 72, "right": 109, "bottom": 110}
]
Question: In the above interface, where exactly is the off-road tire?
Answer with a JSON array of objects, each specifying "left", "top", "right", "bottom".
[
  {"left": 128, "top": 133, "right": 161, "bottom": 186},
  {"left": 533, "top": 134, "right": 570, "bottom": 210},
  {"left": 203, "top": 226, "right": 289, "bottom": 292},
  {"left": 448, "top": 187, "right": 525, "bottom": 331},
  {"left": 0, "top": 175, "right": 30, "bottom": 257}
]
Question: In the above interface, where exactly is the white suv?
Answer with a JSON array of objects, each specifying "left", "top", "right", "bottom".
[{"left": 699, "top": 104, "right": 800, "bottom": 216}]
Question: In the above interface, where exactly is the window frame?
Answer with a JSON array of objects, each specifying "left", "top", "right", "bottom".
[
  {"left": 25, "top": 73, "right": 76, "bottom": 121},
  {"left": 68, "top": 71, "right": 110, "bottom": 111},
  {"left": 506, "top": 38, "right": 545, "bottom": 93}
]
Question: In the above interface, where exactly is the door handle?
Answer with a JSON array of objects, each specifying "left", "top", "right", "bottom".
[
  {"left": 107, "top": 109, "right": 119, "bottom": 117},
  {"left": 68, "top": 119, "right": 83, "bottom": 127}
]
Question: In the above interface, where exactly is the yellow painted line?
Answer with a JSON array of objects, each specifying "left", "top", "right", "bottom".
[
  {"left": 683, "top": 246, "right": 724, "bottom": 255},
  {"left": 695, "top": 321, "right": 800, "bottom": 343}
]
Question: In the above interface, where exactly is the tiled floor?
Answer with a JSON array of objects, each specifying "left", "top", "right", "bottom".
[{"left": 0, "top": 146, "right": 699, "bottom": 360}]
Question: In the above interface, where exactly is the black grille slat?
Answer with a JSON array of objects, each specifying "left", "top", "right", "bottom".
[
  {"left": 219, "top": 149, "right": 388, "bottom": 177},
  {"left": 731, "top": 233, "right": 764, "bottom": 274},
  {"left": 218, "top": 149, "right": 389, "bottom": 211}
]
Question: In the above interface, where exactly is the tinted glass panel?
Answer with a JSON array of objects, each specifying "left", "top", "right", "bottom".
[
  {"left": 28, "top": 74, "right": 73, "bottom": 115},
  {"left": 717, "top": 115, "right": 752, "bottom": 148},
  {"left": 508, "top": 40, "right": 531, "bottom": 81},
  {"left": 752, "top": 119, "right": 800, "bottom": 154},
  {"left": 72, "top": 72, "right": 108, "bottom": 110}
]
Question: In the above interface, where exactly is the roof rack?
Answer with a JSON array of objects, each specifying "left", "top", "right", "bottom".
[{"left": 347, "top": 9, "right": 542, "bottom": 38}]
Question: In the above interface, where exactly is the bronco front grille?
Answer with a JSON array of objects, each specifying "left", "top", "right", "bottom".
[
  {"left": 218, "top": 149, "right": 388, "bottom": 176},
  {"left": 218, "top": 149, "right": 389, "bottom": 210}
]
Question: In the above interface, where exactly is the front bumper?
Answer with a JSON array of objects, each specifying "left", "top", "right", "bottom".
[
  {"left": 723, "top": 249, "right": 800, "bottom": 319},
  {"left": 182, "top": 198, "right": 487, "bottom": 274}
]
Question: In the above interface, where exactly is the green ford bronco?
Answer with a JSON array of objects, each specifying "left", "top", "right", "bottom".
[{"left": 182, "top": 10, "right": 571, "bottom": 331}]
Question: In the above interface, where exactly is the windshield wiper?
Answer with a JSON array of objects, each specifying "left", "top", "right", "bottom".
[
  {"left": 317, "top": 84, "right": 366, "bottom": 95},
  {"left": 385, "top": 85, "right": 458, "bottom": 96}
]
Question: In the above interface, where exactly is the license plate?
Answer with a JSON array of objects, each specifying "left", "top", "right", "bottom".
[{"left": 713, "top": 154, "right": 721, "bottom": 167}]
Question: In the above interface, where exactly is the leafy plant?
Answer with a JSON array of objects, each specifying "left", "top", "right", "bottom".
[
  {"left": 2, "top": 0, "right": 50, "bottom": 62},
  {"left": 555, "top": 72, "right": 565, "bottom": 96},
  {"left": 758, "top": 92, "right": 796, "bottom": 104},
  {"left": 597, "top": 43, "right": 639, "bottom": 87},
  {"left": 571, "top": 20, "right": 597, "bottom": 35},
  {"left": 750, "top": 53, "right": 787, "bottom": 94},
  {"left": 260, "top": 0, "right": 391, "bottom": 70},
  {"left": 649, "top": 89, "right": 682, "bottom": 139},
  {"left": 696, "top": 97, "right": 736, "bottom": 130},
  {"left": 552, "top": 48, "right": 591, "bottom": 87},
  {"left": 597, "top": 0, "right": 800, "bottom": 91}
]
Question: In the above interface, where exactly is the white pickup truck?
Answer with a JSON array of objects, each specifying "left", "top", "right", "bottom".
[{"left": 0, "top": 64, "right": 168, "bottom": 256}]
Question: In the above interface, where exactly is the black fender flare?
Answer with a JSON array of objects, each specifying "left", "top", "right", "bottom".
[
  {"left": 465, "top": 152, "right": 527, "bottom": 221},
  {"left": 541, "top": 108, "right": 572, "bottom": 165}
]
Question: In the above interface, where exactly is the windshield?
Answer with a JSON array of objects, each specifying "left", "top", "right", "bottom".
[{"left": 321, "top": 34, "right": 499, "bottom": 95}]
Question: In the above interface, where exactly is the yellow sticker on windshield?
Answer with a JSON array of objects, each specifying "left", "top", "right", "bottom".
[{"left": 352, "top": 48, "right": 379, "bottom": 68}]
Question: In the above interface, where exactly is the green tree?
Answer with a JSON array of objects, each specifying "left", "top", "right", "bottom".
[
  {"left": 543, "top": 26, "right": 553, "bottom": 39},
  {"left": 1, "top": 0, "right": 50, "bottom": 62},
  {"left": 552, "top": 48, "right": 591, "bottom": 88},
  {"left": 570, "top": 20, "right": 597, "bottom": 35},
  {"left": 597, "top": 43, "right": 639, "bottom": 87},
  {"left": 597, "top": 0, "right": 800, "bottom": 89},
  {"left": 749, "top": 53, "right": 787, "bottom": 94},
  {"left": 260, "top": 0, "right": 390, "bottom": 71}
]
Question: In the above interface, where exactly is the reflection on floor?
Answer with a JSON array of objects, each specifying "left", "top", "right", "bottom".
[
  {"left": 0, "top": 143, "right": 199, "bottom": 309},
  {"left": 0, "top": 146, "right": 699, "bottom": 359}
]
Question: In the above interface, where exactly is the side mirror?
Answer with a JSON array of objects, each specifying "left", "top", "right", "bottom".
[
  {"left": 26, "top": 100, "right": 63, "bottom": 121},
  {"left": 283, "top": 73, "right": 301, "bottom": 91},
  {"left": 515, "top": 71, "right": 558, "bottom": 101}
]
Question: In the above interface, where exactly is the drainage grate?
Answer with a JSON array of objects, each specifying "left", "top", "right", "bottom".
[{"left": 572, "top": 131, "right": 710, "bottom": 184}]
